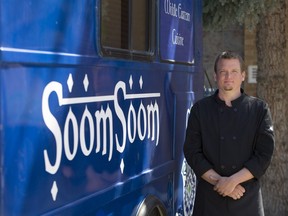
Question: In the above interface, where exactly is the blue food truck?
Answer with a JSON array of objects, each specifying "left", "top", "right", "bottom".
[{"left": 0, "top": 0, "right": 203, "bottom": 215}]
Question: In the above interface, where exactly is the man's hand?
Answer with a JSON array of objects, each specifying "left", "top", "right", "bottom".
[
  {"left": 211, "top": 175, "right": 246, "bottom": 199},
  {"left": 227, "top": 184, "right": 246, "bottom": 200},
  {"left": 213, "top": 176, "right": 238, "bottom": 196},
  {"left": 201, "top": 168, "right": 252, "bottom": 200}
]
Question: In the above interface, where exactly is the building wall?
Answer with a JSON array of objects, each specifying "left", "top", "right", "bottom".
[
  {"left": 203, "top": 26, "right": 257, "bottom": 96},
  {"left": 203, "top": 26, "right": 244, "bottom": 90}
]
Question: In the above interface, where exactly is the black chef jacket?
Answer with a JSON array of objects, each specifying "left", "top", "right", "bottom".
[{"left": 183, "top": 90, "right": 274, "bottom": 216}]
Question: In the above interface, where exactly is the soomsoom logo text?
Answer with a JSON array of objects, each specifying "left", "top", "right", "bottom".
[{"left": 42, "top": 74, "right": 161, "bottom": 201}]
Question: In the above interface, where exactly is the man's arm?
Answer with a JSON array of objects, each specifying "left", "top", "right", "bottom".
[
  {"left": 213, "top": 168, "right": 253, "bottom": 196},
  {"left": 244, "top": 103, "right": 274, "bottom": 179},
  {"left": 183, "top": 105, "right": 213, "bottom": 177},
  {"left": 201, "top": 169, "right": 221, "bottom": 185},
  {"left": 202, "top": 169, "right": 247, "bottom": 199}
]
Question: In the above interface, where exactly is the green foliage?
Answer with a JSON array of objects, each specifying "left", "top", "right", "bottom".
[{"left": 203, "top": 0, "right": 277, "bottom": 30}]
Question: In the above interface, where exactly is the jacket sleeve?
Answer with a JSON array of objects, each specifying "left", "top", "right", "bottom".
[
  {"left": 244, "top": 102, "right": 275, "bottom": 179},
  {"left": 183, "top": 104, "right": 213, "bottom": 178}
]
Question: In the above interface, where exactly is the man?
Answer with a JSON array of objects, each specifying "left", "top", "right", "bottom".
[{"left": 183, "top": 51, "right": 274, "bottom": 216}]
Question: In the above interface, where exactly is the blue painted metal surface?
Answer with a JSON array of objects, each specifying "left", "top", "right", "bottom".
[
  {"left": 0, "top": 0, "right": 203, "bottom": 215},
  {"left": 160, "top": 0, "right": 195, "bottom": 63}
]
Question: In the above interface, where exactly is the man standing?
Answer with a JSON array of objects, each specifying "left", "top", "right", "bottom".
[{"left": 183, "top": 51, "right": 274, "bottom": 216}]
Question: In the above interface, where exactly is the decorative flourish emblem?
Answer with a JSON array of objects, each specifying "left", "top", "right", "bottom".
[
  {"left": 42, "top": 74, "right": 161, "bottom": 201},
  {"left": 181, "top": 159, "right": 196, "bottom": 216},
  {"left": 179, "top": 106, "right": 196, "bottom": 216}
]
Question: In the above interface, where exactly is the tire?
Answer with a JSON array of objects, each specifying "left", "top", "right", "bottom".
[{"left": 135, "top": 195, "right": 167, "bottom": 216}]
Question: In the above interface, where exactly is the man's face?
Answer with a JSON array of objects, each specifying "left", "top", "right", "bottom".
[{"left": 214, "top": 58, "right": 245, "bottom": 92}]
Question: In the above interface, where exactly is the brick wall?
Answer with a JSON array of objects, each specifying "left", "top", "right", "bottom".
[
  {"left": 203, "top": 26, "right": 244, "bottom": 91},
  {"left": 203, "top": 26, "right": 257, "bottom": 97}
]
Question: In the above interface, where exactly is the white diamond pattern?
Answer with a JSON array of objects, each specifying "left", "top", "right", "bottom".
[
  {"left": 51, "top": 181, "right": 58, "bottom": 201},
  {"left": 67, "top": 74, "right": 74, "bottom": 93},
  {"left": 139, "top": 76, "right": 143, "bottom": 89},
  {"left": 129, "top": 75, "right": 133, "bottom": 89},
  {"left": 120, "top": 159, "right": 125, "bottom": 174},
  {"left": 83, "top": 74, "right": 89, "bottom": 92}
]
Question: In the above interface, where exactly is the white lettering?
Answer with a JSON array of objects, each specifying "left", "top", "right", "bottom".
[
  {"left": 172, "top": 29, "right": 184, "bottom": 46},
  {"left": 164, "top": 1, "right": 191, "bottom": 22},
  {"left": 42, "top": 75, "right": 161, "bottom": 176},
  {"left": 164, "top": 0, "right": 177, "bottom": 17},
  {"left": 42, "top": 82, "right": 63, "bottom": 175},
  {"left": 128, "top": 102, "right": 137, "bottom": 143},
  {"left": 80, "top": 106, "right": 94, "bottom": 156},
  {"left": 95, "top": 106, "right": 113, "bottom": 160},
  {"left": 137, "top": 102, "right": 147, "bottom": 140},
  {"left": 178, "top": 4, "right": 191, "bottom": 22},
  {"left": 147, "top": 101, "right": 160, "bottom": 145},
  {"left": 114, "top": 81, "right": 127, "bottom": 153},
  {"left": 64, "top": 107, "right": 78, "bottom": 160}
]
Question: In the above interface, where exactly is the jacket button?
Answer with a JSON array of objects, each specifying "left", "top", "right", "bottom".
[
  {"left": 232, "top": 136, "right": 237, "bottom": 140},
  {"left": 232, "top": 165, "right": 236, "bottom": 169},
  {"left": 221, "top": 165, "right": 225, "bottom": 169}
]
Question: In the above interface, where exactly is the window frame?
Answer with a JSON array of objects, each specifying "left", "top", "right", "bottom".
[{"left": 99, "top": 0, "right": 156, "bottom": 61}]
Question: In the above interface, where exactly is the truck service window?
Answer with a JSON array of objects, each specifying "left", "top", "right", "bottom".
[{"left": 100, "top": 0, "right": 154, "bottom": 59}]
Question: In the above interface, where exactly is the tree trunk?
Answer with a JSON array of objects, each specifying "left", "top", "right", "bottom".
[{"left": 256, "top": 0, "right": 288, "bottom": 215}]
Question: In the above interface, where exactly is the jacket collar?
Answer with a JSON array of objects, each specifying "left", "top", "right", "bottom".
[{"left": 213, "top": 88, "right": 245, "bottom": 107}]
